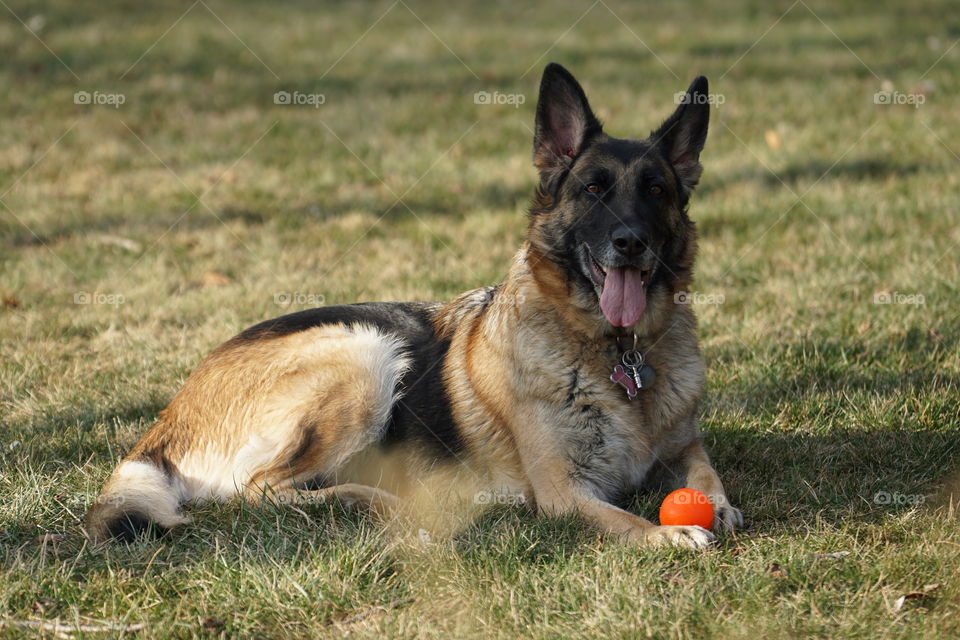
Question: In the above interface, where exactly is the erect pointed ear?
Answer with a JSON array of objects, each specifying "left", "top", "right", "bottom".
[
  {"left": 652, "top": 76, "right": 710, "bottom": 195},
  {"left": 533, "top": 63, "right": 602, "bottom": 180}
]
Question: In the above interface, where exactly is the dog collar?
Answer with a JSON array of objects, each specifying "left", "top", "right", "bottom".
[{"left": 610, "top": 333, "right": 656, "bottom": 399}]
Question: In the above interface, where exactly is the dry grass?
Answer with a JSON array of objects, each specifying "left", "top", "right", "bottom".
[{"left": 1, "top": 0, "right": 959, "bottom": 637}]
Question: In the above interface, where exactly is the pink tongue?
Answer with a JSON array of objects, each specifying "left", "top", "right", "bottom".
[{"left": 599, "top": 267, "right": 647, "bottom": 327}]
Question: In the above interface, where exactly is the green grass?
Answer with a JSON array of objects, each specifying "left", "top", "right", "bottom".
[{"left": 2, "top": 0, "right": 960, "bottom": 637}]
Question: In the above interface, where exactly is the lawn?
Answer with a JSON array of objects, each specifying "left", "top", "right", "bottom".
[{"left": 1, "top": 0, "right": 959, "bottom": 637}]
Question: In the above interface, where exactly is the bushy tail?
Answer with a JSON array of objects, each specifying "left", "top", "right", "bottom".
[{"left": 84, "top": 458, "right": 190, "bottom": 543}]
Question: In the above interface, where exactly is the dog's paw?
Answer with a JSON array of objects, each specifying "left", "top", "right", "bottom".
[
  {"left": 712, "top": 503, "right": 744, "bottom": 532},
  {"left": 645, "top": 525, "right": 717, "bottom": 549}
]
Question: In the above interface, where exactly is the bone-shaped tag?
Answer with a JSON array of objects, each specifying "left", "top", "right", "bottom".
[{"left": 610, "top": 364, "right": 638, "bottom": 399}]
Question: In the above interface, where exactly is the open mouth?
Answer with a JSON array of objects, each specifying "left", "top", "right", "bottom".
[{"left": 584, "top": 246, "right": 651, "bottom": 328}]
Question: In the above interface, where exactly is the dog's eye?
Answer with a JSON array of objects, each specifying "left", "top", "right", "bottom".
[
  {"left": 648, "top": 184, "right": 663, "bottom": 196},
  {"left": 584, "top": 183, "right": 602, "bottom": 194}
]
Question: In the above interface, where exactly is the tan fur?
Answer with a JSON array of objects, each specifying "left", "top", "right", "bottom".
[
  {"left": 85, "top": 323, "right": 411, "bottom": 541},
  {"left": 86, "top": 67, "right": 741, "bottom": 548},
  {"left": 86, "top": 243, "right": 740, "bottom": 546},
  {"left": 429, "top": 242, "right": 738, "bottom": 547}
]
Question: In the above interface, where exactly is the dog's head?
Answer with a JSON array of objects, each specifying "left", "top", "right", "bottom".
[{"left": 527, "top": 63, "right": 708, "bottom": 335}]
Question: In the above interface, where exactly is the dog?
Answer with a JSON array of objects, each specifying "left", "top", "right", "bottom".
[{"left": 85, "top": 63, "right": 742, "bottom": 548}]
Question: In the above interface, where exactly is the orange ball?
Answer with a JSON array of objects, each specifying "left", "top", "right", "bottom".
[{"left": 659, "top": 488, "right": 714, "bottom": 529}]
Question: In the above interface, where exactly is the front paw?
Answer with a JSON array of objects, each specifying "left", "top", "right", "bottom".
[
  {"left": 712, "top": 501, "right": 744, "bottom": 532},
  {"left": 644, "top": 525, "right": 717, "bottom": 549}
]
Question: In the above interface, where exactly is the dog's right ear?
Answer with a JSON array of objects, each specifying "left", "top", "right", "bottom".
[
  {"left": 651, "top": 76, "right": 710, "bottom": 197},
  {"left": 533, "top": 63, "right": 602, "bottom": 181}
]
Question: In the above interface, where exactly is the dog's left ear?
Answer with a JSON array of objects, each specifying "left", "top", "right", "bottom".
[
  {"left": 652, "top": 76, "right": 710, "bottom": 195},
  {"left": 533, "top": 63, "right": 602, "bottom": 181}
]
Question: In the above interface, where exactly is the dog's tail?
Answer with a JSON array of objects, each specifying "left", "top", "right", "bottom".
[{"left": 84, "top": 453, "right": 191, "bottom": 543}]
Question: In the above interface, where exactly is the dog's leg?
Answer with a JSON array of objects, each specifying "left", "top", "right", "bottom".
[
  {"left": 510, "top": 409, "right": 716, "bottom": 549},
  {"left": 571, "top": 494, "right": 717, "bottom": 548},
  {"left": 677, "top": 437, "right": 743, "bottom": 532},
  {"left": 248, "top": 483, "right": 399, "bottom": 519}
]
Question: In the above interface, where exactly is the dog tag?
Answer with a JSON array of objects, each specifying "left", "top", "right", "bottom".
[
  {"left": 637, "top": 363, "right": 655, "bottom": 388},
  {"left": 611, "top": 349, "right": 655, "bottom": 399},
  {"left": 610, "top": 364, "right": 638, "bottom": 398}
]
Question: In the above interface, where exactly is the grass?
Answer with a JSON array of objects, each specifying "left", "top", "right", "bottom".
[{"left": 1, "top": 0, "right": 959, "bottom": 637}]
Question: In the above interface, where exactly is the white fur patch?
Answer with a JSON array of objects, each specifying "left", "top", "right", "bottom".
[
  {"left": 177, "top": 446, "right": 243, "bottom": 500},
  {"left": 333, "top": 324, "right": 411, "bottom": 466},
  {"left": 175, "top": 323, "right": 411, "bottom": 501},
  {"left": 107, "top": 460, "right": 189, "bottom": 527}
]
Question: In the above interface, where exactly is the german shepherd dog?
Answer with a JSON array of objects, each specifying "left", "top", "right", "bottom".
[{"left": 86, "top": 63, "right": 742, "bottom": 548}]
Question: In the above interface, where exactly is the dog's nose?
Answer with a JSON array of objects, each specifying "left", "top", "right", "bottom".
[{"left": 611, "top": 226, "right": 649, "bottom": 258}]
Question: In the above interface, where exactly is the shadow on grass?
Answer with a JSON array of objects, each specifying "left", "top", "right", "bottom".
[
  {"left": 0, "top": 178, "right": 534, "bottom": 247},
  {"left": 701, "top": 158, "right": 933, "bottom": 199},
  {"left": 707, "top": 331, "right": 958, "bottom": 411},
  {"left": 0, "top": 397, "right": 170, "bottom": 465},
  {"left": 707, "top": 428, "right": 960, "bottom": 527},
  {"left": 696, "top": 335, "right": 960, "bottom": 529},
  {"left": 276, "top": 180, "right": 532, "bottom": 228}
]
